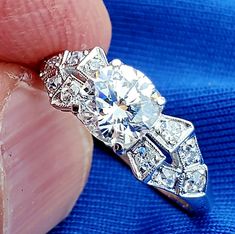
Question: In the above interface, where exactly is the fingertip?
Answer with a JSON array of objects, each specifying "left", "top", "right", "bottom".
[
  {"left": 0, "top": 63, "right": 93, "bottom": 233},
  {"left": 0, "top": 0, "right": 112, "bottom": 66}
]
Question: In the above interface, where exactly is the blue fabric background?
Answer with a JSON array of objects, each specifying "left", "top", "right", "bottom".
[{"left": 50, "top": 0, "right": 235, "bottom": 233}]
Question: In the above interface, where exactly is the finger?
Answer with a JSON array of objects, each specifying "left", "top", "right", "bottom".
[
  {"left": 0, "top": 0, "right": 111, "bottom": 66},
  {"left": 0, "top": 63, "right": 93, "bottom": 233}
]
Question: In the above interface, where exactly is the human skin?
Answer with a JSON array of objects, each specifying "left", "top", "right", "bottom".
[{"left": 0, "top": 0, "right": 111, "bottom": 233}]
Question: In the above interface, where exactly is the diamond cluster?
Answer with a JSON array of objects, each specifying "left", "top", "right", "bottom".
[
  {"left": 128, "top": 117, "right": 206, "bottom": 196},
  {"left": 40, "top": 51, "right": 86, "bottom": 97},
  {"left": 40, "top": 47, "right": 208, "bottom": 201},
  {"left": 78, "top": 47, "right": 108, "bottom": 78},
  {"left": 145, "top": 116, "right": 206, "bottom": 196},
  {"left": 147, "top": 133, "right": 207, "bottom": 196}
]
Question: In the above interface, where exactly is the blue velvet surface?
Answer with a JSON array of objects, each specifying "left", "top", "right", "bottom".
[{"left": 50, "top": 0, "right": 235, "bottom": 233}]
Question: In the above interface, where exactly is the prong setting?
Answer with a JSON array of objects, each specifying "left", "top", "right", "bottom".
[{"left": 110, "top": 59, "right": 123, "bottom": 67}]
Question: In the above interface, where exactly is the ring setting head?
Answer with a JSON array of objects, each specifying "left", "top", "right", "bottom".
[{"left": 83, "top": 63, "right": 163, "bottom": 154}]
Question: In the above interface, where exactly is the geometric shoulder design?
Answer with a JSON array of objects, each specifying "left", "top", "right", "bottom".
[{"left": 40, "top": 47, "right": 210, "bottom": 214}]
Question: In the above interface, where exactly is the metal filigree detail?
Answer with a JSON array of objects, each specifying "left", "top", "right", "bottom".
[{"left": 40, "top": 47, "right": 210, "bottom": 212}]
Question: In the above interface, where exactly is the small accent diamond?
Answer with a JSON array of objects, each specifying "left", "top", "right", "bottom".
[
  {"left": 151, "top": 115, "right": 194, "bottom": 153},
  {"left": 66, "top": 51, "right": 84, "bottom": 66},
  {"left": 160, "top": 120, "right": 182, "bottom": 145},
  {"left": 127, "top": 138, "right": 165, "bottom": 180},
  {"left": 178, "top": 136, "right": 201, "bottom": 167},
  {"left": 181, "top": 165, "right": 207, "bottom": 195},
  {"left": 82, "top": 56, "right": 107, "bottom": 77},
  {"left": 150, "top": 165, "right": 180, "bottom": 191},
  {"left": 60, "top": 80, "right": 81, "bottom": 106},
  {"left": 88, "top": 56, "right": 104, "bottom": 71},
  {"left": 78, "top": 47, "right": 108, "bottom": 78},
  {"left": 46, "top": 75, "right": 62, "bottom": 92}
]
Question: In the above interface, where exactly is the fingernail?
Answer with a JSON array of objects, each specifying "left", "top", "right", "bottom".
[{"left": 0, "top": 82, "right": 93, "bottom": 233}]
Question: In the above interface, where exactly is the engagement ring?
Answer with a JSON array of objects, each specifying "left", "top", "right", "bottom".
[{"left": 40, "top": 47, "right": 211, "bottom": 214}]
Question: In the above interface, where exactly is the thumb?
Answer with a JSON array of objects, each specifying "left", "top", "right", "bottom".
[{"left": 0, "top": 63, "right": 93, "bottom": 233}]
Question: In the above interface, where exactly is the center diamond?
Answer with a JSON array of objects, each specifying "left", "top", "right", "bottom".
[{"left": 85, "top": 64, "right": 161, "bottom": 154}]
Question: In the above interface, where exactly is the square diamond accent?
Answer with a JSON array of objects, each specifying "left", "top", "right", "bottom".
[
  {"left": 78, "top": 47, "right": 108, "bottom": 78},
  {"left": 148, "top": 165, "right": 181, "bottom": 193},
  {"left": 50, "top": 77, "right": 82, "bottom": 110},
  {"left": 45, "top": 73, "right": 62, "bottom": 93},
  {"left": 150, "top": 115, "right": 194, "bottom": 153},
  {"left": 177, "top": 135, "right": 202, "bottom": 168},
  {"left": 127, "top": 137, "right": 166, "bottom": 181},
  {"left": 65, "top": 51, "right": 85, "bottom": 67},
  {"left": 180, "top": 164, "right": 208, "bottom": 197},
  {"left": 42, "top": 51, "right": 85, "bottom": 95}
]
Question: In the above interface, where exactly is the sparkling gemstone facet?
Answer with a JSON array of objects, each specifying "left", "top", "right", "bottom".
[
  {"left": 127, "top": 138, "right": 166, "bottom": 180},
  {"left": 157, "top": 168, "right": 178, "bottom": 189},
  {"left": 178, "top": 136, "right": 201, "bottom": 168},
  {"left": 60, "top": 80, "right": 80, "bottom": 106},
  {"left": 86, "top": 64, "right": 161, "bottom": 152},
  {"left": 183, "top": 168, "right": 207, "bottom": 194},
  {"left": 151, "top": 115, "right": 194, "bottom": 153},
  {"left": 160, "top": 120, "right": 183, "bottom": 145},
  {"left": 66, "top": 51, "right": 84, "bottom": 66},
  {"left": 78, "top": 48, "right": 108, "bottom": 78},
  {"left": 46, "top": 75, "right": 62, "bottom": 92},
  {"left": 150, "top": 166, "right": 180, "bottom": 191}
]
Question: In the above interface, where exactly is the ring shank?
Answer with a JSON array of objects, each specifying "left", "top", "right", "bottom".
[{"left": 121, "top": 154, "right": 211, "bottom": 214}]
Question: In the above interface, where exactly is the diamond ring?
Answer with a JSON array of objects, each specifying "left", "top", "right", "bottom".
[{"left": 40, "top": 47, "right": 211, "bottom": 214}]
